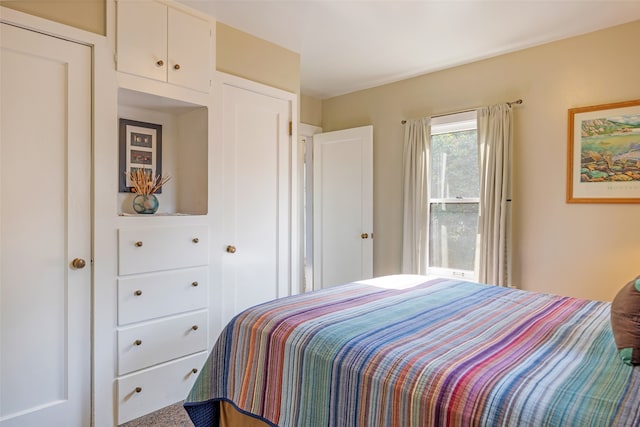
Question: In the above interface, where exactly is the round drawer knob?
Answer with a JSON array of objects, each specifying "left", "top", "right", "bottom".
[
  {"left": 192, "top": 238, "right": 199, "bottom": 244},
  {"left": 192, "top": 281, "right": 199, "bottom": 287},
  {"left": 71, "top": 258, "right": 86, "bottom": 269},
  {"left": 191, "top": 325, "right": 199, "bottom": 331},
  {"left": 135, "top": 387, "right": 142, "bottom": 393},
  {"left": 156, "top": 60, "right": 164, "bottom": 67},
  {"left": 134, "top": 290, "right": 142, "bottom": 296},
  {"left": 174, "top": 63, "right": 181, "bottom": 70},
  {"left": 191, "top": 368, "right": 198, "bottom": 374},
  {"left": 135, "top": 241, "right": 143, "bottom": 247},
  {"left": 134, "top": 339, "right": 142, "bottom": 346},
  {"left": 226, "top": 245, "right": 236, "bottom": 254}
]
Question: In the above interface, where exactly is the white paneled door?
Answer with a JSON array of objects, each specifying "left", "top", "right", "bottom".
[
  {"left": 219, "top": 79, "right": 294, "bottom": 325},
  {"left": 313, "top": 126, "right": 373, "bottom": 289},
  {"left": 0, "top": 24, "right": 91, "bottom": 427}
]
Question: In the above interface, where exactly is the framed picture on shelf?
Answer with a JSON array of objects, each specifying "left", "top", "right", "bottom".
[
  {"left": 119, "top": 118, "right": 163, "bottom": 193},
  {"left": 567, "top": 99, "right": 640, "bottom": 203}
]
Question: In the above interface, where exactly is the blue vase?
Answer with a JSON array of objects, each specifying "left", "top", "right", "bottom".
[{"left": 133, "top": 194, "right": 159, "bottom": 214}]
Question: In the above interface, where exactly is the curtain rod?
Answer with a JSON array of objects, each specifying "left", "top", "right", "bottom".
[{"left": 401, "top": 98, "right": 523, "bottom": 124}]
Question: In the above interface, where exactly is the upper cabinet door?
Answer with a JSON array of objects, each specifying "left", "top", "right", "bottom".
[
  {"left": 116, "top": 0, "right": 212, "bottom": 93},
  {"left": 117, "top": 0, "right": 167, "bottom": 83},
  {"left": 168, "top": 7, "right": 211, "bottom": 93}
]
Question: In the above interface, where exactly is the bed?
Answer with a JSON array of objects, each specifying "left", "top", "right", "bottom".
[{"left": 184, "top": 274, "right": 640, "bottom": 426}]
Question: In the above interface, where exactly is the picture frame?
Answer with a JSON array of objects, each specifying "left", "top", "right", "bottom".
[
  {"left": 567, "top": 99, "right": 640, "bottom": 203},
  {"left": 119, "top": 118, "right": 163, "bottom": 193}
]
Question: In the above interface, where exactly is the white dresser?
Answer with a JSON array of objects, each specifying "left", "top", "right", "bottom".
[{"left": 115, "top": 224, "right": 210, "bottom": 425}]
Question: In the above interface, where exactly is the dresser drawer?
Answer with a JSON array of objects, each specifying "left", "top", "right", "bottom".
[
  {"left": 118, "top": 310, "right": 208, "bottom": 375},
  {"left": 117, "top": 351, "right": 208, "bottom": 425},
  {"left": 118, "top": 225, "right": 209, "bottom": 275},
  {"left": 118, "top": 267, "right": 209, "bottom": 325}
]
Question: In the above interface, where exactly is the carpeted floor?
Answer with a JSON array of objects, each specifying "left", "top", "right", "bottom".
[{"left": 121, "top": 402, "right": 194, "bottom": 427}]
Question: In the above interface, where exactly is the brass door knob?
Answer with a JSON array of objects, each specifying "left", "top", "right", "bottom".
[
  {"left": 156, "top": 60, "right": 164, "bottom": 67},
  {"left": 361, "top": 233, "right": 369, "bottom": 239},
  {"left": 174, "top": 63, "right": 181, "bottom": 70},
  {"left": 226, "top": 245, "right": 236, "bottom": 254},
  {"left": 71, "top": 258, "right": 86, "bottom": 269}
]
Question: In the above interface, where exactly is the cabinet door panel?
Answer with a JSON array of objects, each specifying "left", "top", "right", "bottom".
[
  {"left": 117, "top": 0, "right": 167, "bottom": 82},
  {"left": 168, "top": 7, "right": 211, "bottom": 92}
]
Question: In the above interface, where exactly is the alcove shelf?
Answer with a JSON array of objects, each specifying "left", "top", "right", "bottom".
[{"left": 117, "top": 87, "right": 209, "bottom": 216}]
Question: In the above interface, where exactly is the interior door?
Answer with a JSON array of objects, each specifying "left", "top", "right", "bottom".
[
  {"left": 0, "top": 23, "right": 91, "bottom": 427},
  {"left": 220, "top": 82, "right": 292, "bottom": 325},
  {"left": 313, "top": 125, "right": 373, "bottom": 289}
]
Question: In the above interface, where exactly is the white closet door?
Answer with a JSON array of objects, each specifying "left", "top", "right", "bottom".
[
  {"left": 313, "top": 126, "right": 373, "bottom": 289},
  {"left": 220, "top": 82, "right": 292, "bottom": 325},
  {"left": 0, "top": 23, "right": 91, "bottom": 427}
]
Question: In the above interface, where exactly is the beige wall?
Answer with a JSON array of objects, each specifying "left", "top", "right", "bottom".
[
  {"left": 301, "top": 94, "right": 322, "bottom": 126},
  {"left": 1, "top": 0, "right": 105, "bottom": 34},
  {"left": 0, "top": 3, "right": 302, "bottom": 100},
  {"left": 322, "top": 20, "right": 640, "bottom": 302},
  {"left": 216, "top": 22, "right": 300, "bottom": 96}
]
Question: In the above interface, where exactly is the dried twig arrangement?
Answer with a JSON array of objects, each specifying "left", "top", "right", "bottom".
[{"left": 125, "top": 169, "right": 171, "bottom": 195}]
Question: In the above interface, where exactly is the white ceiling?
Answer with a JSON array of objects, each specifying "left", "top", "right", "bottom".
[{"left": 178, "top": 0, "right": 640, "bottom": 99}]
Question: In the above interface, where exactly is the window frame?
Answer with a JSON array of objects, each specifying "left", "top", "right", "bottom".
[{"left": 427, "top": 110, "right": 479, "bottom": 281}]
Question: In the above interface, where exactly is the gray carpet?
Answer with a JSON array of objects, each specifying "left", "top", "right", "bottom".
[{"left": 120, "top": 402, "right": 194, "bottom": 427}]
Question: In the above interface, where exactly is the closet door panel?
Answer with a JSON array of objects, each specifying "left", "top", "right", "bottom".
[
  {"left": 220, "top": 83, "right": 291, "bottom": 325},
  {"left": 0, "top": 23, "right": 91, "bottom": 427}
]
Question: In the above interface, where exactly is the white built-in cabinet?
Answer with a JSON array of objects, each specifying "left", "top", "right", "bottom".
[
  {"left": 113, "top": 0, "right": 214, "bottom": 424},
  {"left": 116, "top": 0, "right": 211, "bottom": 93},
  {"left": 115, "top": 224, "right": 210, "bottom": 424}
]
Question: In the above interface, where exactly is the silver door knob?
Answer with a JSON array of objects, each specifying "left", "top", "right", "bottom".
[{"left": 71, "top": 258, "right": 86, "bottom": 269}]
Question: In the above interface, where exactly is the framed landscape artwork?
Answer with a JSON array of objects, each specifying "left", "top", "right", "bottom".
[
  {"left": 567, "top": 99, "right": 640, "bottom": 203},
  {"left": 119, "top": 118, "right": 163, "bottom": 193}
]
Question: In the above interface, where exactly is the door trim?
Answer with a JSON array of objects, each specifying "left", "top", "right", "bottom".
[{"left": 298, "top": 123, "right": 322, "bottom": 292}]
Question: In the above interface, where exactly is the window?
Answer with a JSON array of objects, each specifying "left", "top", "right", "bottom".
[{"left": 428, "top": 111, "right": 478, "bottom": 280}]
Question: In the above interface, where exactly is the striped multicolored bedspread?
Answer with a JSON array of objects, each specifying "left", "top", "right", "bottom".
[{"left": 184, "top": 275, "right": 640, "bottom": 426}]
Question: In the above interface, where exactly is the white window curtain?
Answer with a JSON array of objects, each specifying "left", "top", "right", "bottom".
[
  {"left": 401, "top": 118, "right": 430, "bottom": 274},
  {"left": 475, "top": 103, "right": 513, "bottom": 286}
]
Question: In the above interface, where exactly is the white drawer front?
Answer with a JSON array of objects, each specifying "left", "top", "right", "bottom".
[
  {"left": 118, "top": 311, "right": 208, "bottom": 375},
  {"left": 118, "top": 225, "right": 209, "bottom": 275},
  {"left": 117, "top": 351, "right": 208, "bottom": 425},
  {"left": 118, "top": 267, "right": 209, "bottom": 325}
]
